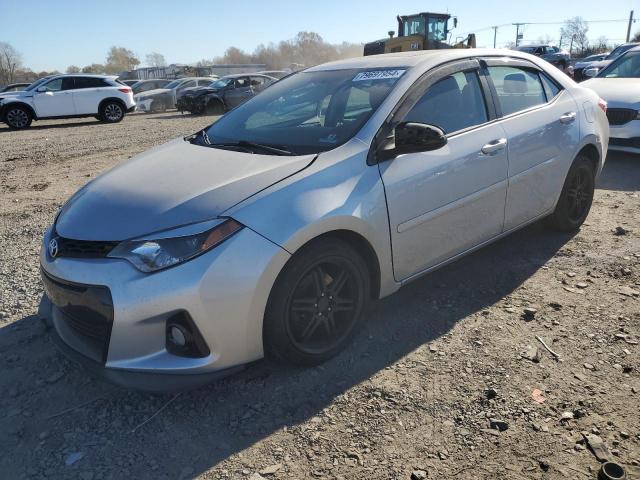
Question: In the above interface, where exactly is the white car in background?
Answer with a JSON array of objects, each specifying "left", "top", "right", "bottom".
[
  {"left": 583, "top": 46, "right": 640, "bottom": 154},
  {"left": 0, "top": 74, "right": 135, "bottom": 129}
]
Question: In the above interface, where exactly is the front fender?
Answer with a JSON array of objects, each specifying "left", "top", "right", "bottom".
[{"left": 224, "top": 139, "right": 399, "bottom": 298}]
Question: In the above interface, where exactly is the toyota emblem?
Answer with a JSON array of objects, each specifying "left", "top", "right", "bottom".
[{"left": 48, "top": 238, "right": 59, "bottom": 258}]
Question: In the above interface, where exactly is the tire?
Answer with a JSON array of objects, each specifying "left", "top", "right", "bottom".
[
  {"left": 150, "top": 100, "right": 167, "bottom": 113},
  {"left": 548, "top": 155, "right": 595, "bottom": 232},
  {"left": 99, "top": 101, "right": 125, "bottom": 123},
  {"left": 4, "top": 105, "right": 32, "bottom": 129},
  {"left": 205, "top": 100, "right": 224, "bottom": 115},
  {"left": 264, "top": 238, "right": 370, "bottom": 366}
]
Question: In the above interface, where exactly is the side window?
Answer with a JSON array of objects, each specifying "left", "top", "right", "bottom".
[
  {"left": 403, "top": 70, "right": 488, "bottom": 134},
  {"left": 235, "top": 77, "right": 249, "bottom": 88},
  {"left": 179, "top": 80, "right": 195, "bottom": 90},
  {"left": 487, "top": 66, "right": 547, "bottom": 116},
  {"left": 75, "top": 77, "right": 108, "bottom": 89},
  {"left": 41, "top": 78, "right": 64, "bottom": 92},
  {"left": 540, "top": 73, "right": 561, "bottom": 101},
  {"left": 250, "top": 77, "right": 265, "bottom": 87}
]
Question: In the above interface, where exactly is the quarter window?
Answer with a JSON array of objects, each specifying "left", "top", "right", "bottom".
[
  {"left": 402, "top": 70, "right": 488, "bottom": 134},
  {"left": 487, "top": 66, "right": 546, "bottom": 116},
  {"left": 540, "top": 74, "right": 561, "bottom": 100}
]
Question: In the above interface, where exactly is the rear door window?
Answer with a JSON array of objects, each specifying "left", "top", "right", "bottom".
[
  {"left": 487, "top": 66, "right": 547, "bottom": 116},
  {"left": 402, "top": 70, "right": 488, "bottom": 134},
  {"left": 75, "top": 77, "right": 109, "bottom": 89}
]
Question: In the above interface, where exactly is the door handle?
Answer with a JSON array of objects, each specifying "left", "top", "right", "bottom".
[
  {"left": 481, "top": 138, "right": 507, "bottom": 155},
  {"left": 559, "top": 112, "right": 577, "bottom": 124}
]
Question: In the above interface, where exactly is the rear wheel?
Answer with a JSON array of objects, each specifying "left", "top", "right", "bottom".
[
  {"left": 99, "top": 101, "right": 125, "bottom": 123},
  {"left": 5, "top": 105, "right": 32, "bottom": 129},
  {"left": 548, "top": 155, "right": 595, "bottom": 231},
  {"left": 264, "top": 239, "right": 370, "bottom": 366}
]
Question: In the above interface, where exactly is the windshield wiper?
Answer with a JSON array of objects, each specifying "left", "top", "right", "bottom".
[
  {"left": 185, "top": 128, "right": 211, "bottom": 146},
  {"left": 210, "top": 140, "right": 295, "bottom": 156}
]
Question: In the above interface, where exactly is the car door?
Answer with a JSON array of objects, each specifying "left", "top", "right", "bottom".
[
  {"left": 72, "top": 77, "right": 107, "bottom": 114},
  {"left": 378, "top": 59, "right": 509, "bottom": 281},
  {"left": 483, "top": 59, "right": 581, "bottom": 230},
  {"left": 32, "top": 77, "right": 76, "bottom": 117},
  {"left": 224, "top": 77, "right": 252, "bottom": 108}
]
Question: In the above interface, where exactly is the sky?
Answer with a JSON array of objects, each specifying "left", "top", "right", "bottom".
[{"left": 1, "top": 0, "right": 637, "bottom": 72}]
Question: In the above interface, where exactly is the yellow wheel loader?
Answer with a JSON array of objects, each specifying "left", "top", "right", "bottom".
[{"left": 363, "top": 12, "right": 476, "bottom": 56}]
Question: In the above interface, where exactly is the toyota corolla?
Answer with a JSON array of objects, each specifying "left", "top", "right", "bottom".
[{"left": 39, "top": 49, "right": 609, "bottom": 391}]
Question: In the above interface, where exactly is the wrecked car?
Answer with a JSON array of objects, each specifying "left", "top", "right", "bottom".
[{"left": 176, "top": 74, "right": 277, "bottom": 115}]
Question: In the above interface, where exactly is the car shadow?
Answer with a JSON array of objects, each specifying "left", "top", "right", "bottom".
[
  {"left": 597, "top": 151, "right": 640, "bottom": 192},
  {"left": 0, "top": 221, "right": 573, "bottom": 478}
]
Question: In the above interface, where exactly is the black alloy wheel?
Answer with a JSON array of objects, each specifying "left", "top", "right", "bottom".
[
  {"left": 264, "top": 239, "right": 370, "bottom": 366},
  {"left": 549, "top": 155, "right": 595, "bottom": 232}
]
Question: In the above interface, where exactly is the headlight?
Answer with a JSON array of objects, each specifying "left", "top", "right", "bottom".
[{"left": 108, "top": 219, "right": 243, "bottom": 272}]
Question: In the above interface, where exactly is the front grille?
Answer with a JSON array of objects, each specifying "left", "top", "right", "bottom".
[
  {"left": 55, "top": 236, "right": 118, "bottom": 258},
  {"left": 606, "top": 108, "right": 637, "bottom": 126},
  {"left": 41, "top": 270, "right": 114, "bottom": 363}
]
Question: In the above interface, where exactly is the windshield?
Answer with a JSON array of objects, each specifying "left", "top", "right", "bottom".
[
  {"left": 24, "top": 76, "right": 53, "bottom": 91},
  {"left": 210, "top": 78, "right": 233, "bottom": 89},
  {"left": 599, "top": 51, "right": 640, "bottom": 78},
  {"left": 203, "top": 68, "right": 406, "bottom": 155},
  {"left": 607, "top": 44, "right": 636, "bottom": 60},
  {"left": 517, "top": 47, "right": 536, "bottom": 53}
]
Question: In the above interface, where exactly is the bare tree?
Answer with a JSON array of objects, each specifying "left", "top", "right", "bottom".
[
  {"left": 560, "top": 17, "right": 589, "bottom": 54},
  {"left": 66, "top": 65, "right": 81, "bottom": 73},
  {"left": 105, "top": 46, "right": 140, "bottom": 74},
  {"left": 82, "top": 63, "right": 105, "bottom": 74},
  {"left": 145, "top": 52, "right": 166, "bottom": 68},
  {"left": 0, "top": 42, "right": 23, "bottom": 84}
]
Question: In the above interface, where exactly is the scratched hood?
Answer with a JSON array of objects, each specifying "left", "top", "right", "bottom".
[{"left": 55, "top": 138, "right": 315, "bottom": 241}]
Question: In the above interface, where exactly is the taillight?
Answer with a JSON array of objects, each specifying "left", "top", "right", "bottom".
[
  {"left": 597, "top": 98, "right": 607, "bottom": 113},
  {"left": 118, "top": 87, "right": 132, "bottom": 94}
]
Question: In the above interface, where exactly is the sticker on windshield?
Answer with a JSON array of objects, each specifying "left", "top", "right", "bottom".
[{"left": 352, "top": 69, "right": 406, "bottom": 82}]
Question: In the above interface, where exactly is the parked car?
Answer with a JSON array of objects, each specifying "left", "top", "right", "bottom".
[
  {"left": 576, "top": 42, "right": 640, "bottom": 81},
  {"left": 39, "top": 49, "right": 608, "bottom": 391},
  {"left": 582, "top": 46, "right": 640, "bottom": 154},
  {"left": 134, "top": 77, "right": 214, "bottom": 113},
  {"left": 0, "top": 82, "right": 30, "bottom": 93},
  {"left": 176, "top": 74, "right": 277, "bottom": 114},
  {"left": 515, "top": 44, "right": 570, "bottom": 68},
  {"left": 119, "top": 79, "right": 139, "bottom": 87},
  {"left": 131, "top": 79, "right": 171, "bottom": 95},
  {"left": 0, "top": 74, "right": 135, "bottom": 129}
]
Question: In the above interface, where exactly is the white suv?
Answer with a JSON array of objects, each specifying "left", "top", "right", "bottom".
[{"left": 0, "top": 74, "right": 136, "bottom": 129}]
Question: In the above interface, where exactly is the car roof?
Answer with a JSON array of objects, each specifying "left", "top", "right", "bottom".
[{"left": 307, "top": 48, "right": 545, "bottom": 72}]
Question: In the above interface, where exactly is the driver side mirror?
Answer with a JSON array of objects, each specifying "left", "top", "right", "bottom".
[
  {"left": 36, "top": 86, "right": 47, "bottom": 93},
  {"left": 394, "top": 122, "right": 448, "bottom": 155}
]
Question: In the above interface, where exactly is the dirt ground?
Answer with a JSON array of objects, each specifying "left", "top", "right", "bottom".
[{"left": 0, "top": 112, "right": 638, "bottom": 480}]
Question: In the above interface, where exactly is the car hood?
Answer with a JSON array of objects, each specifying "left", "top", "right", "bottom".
[
  {"left": 577, "top": 59, "right": 611, "bottom": 69},
  {"left": 55, "top": 138, "right": 316, "bottom": 241},
  {"left": 135, "top": 88, "right": 171, "bottom": 98},
  {"left": 581, "top": 78, "right": 640, "bottom": 106},
  {"left": 0, "top": 90, "right": 29, "bottom": 100}
]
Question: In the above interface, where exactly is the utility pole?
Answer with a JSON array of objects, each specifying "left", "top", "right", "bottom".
[
  {"left": 627, "top": 10, "right": 634, "bottom": 42},
  {"left": 513, "top": 23, "right": 525, "bottom": 47},
  {"left": 492, "top": 26, "right": 498, "bottom": 48}
]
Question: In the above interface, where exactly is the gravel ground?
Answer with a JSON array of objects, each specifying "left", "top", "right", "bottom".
[{"left": 0, "top": 112, "right": 639, "bottom": 480}]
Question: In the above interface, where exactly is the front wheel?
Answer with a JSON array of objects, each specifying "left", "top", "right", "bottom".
[
  {"left": 264, "top": 238, "right": 370, "bottom": 366},
  {"left": 5, "top": 105, "right": 32, "bottom": 129},
  {"left": 548, "top": 155, "right": 595, "bottom": 232},
  {"left": 99, "top": 101, "right": 125, "bottom": 123}
]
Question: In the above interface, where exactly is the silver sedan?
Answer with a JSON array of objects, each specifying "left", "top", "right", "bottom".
[{"left": 39, "top": 49, "right": 609, "bottom": 391}]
